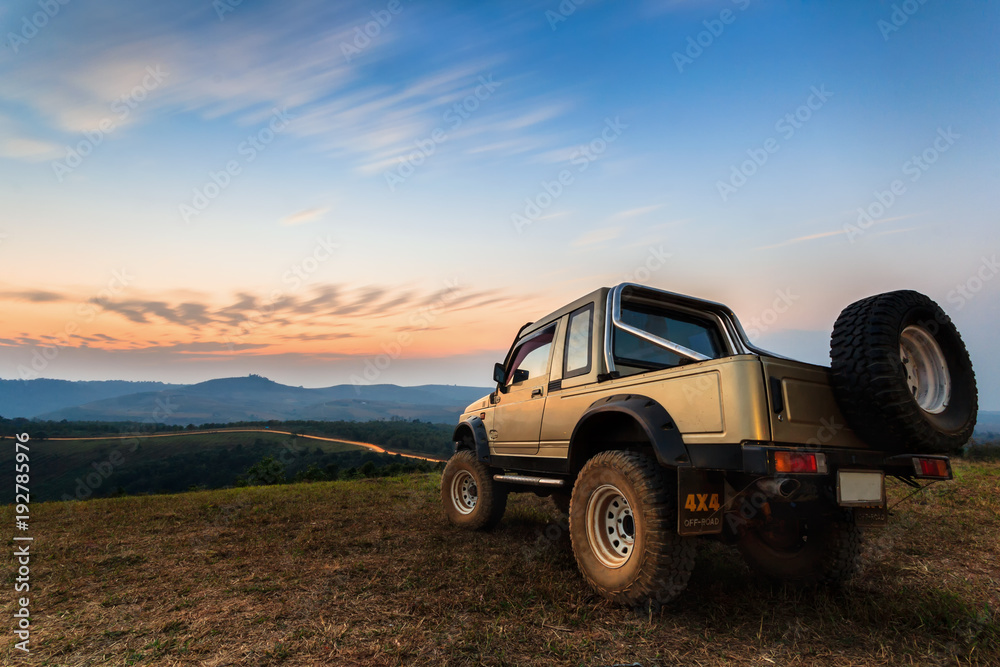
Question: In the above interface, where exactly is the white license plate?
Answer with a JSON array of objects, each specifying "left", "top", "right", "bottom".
[{"left": 837, "top": 471, "right": 885, "bottom": 506}]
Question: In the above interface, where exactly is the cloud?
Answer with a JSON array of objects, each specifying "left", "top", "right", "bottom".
[
  {"left": 533, "top": 211, "right": 570, "bottom": 222},
  {"left": 276, "top": 332, "right": 357, "bottom": 342},
  {"left": 83, "top": 282, "right": 515, "bottom": 336},
  {"left": 0, "top": 137, "right": 63, "bottom": 161},
  {"left": 485, "top": 104, "right": 569, "bottom": 132},
  {"left": 572, "top": 226, "right": 623, "bottom": 247},
  {"left": 0, "top": 2, "right": 364, "bottom": 131},
  {"left": 0, "top": 290, "right": 67, "bottom": 302},
  {"left": 530, "top": 146, "right": 581, "bottom": 165},
  {"left": 754, "top": 229, "right": 848, "bottom": 251},
  {"left": 280, "top": 207, "right": 330, "bottom": 226},
  {"left": 0, "top": 0, "right": 583, "bottom": 182},
  {"left": 94, "top": 298, "right": 237, "bottom": 327},
  {"left": 464, "top": 137, "right": 545, "bottom": 156},
  {"left": 610, "top": 204, "right": 662, "bottom": 220},
  {"left": 754, "top": 214, "right": 922, "bottom": 251}
]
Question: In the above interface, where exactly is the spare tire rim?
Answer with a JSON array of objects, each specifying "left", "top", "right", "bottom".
[
  {"left": 451, "top": 470, "right": 478, "bottom": 515},
  {"left": 899, "top": 325, "right": 951, "bottom": 414},
  {"left": 586, "top": 484, "right": 635, "bottom": 569}
]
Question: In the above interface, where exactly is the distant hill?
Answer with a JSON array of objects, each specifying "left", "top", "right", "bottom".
[
  {"left": 975, "top": 410, "right": 1000, "bottom": 439},
  {"left": 10, "top": 374, "right": 993, "bottom": 434},
  {"left": 11, "top": 375, "right": 491, "bottom": 425},
  {"left": 0, "top": 379, "right": 184, "bottom": 419}
]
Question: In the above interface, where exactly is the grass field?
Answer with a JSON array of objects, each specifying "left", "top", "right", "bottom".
[{"left": 3, "top": 461, "right": 997, "bottom": 665}]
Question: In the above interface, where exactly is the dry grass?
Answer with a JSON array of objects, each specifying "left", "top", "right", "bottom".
[{"left": 3, "top": 461, "right": 998, "bottom": 666}]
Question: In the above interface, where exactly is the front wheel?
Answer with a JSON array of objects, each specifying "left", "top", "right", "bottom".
[
  {"left": 569, "top": 451, "right": 695, "bottom": 608},
  {"left": 441, "top": 450, "right": 507, "bottom": 530},
  {"left": 737, "top": 510, "right": 862, "bottom": 586}
]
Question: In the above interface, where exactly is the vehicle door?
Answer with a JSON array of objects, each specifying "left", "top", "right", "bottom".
[{"left": 491, "top": 323, "right": 557, "bottom": 455}]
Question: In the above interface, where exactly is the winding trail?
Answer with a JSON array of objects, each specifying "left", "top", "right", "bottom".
[{"left": 46, "top": 428, "right": 447, "bottom": 463}]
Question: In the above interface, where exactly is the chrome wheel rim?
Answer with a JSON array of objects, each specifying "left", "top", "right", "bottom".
[
  {"left": 586, "top": 484, "right": 635, "bottom": 569},
  {"left": 899, "top": 325, "right": 951, "bottom": 414},
  {"left": 451, "top": 470, "right": 478, "bottom": 515}
]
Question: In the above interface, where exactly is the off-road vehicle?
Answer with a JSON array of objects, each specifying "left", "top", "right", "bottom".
[{"left": 441, "top": 283, "right": 977, "bottom": 607}]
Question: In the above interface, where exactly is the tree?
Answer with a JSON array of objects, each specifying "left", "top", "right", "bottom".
[{"left": 242, "top": 456, "right": 286, "bottom": 486}]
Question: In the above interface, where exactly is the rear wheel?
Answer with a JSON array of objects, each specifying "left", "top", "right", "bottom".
[
  {"left": 569, "top": 450, "right": 695, "bottom": 608},
  {"left": 737, "top": 510, "right": 861, "bottom": 586},
  {"left": 441, "top": 450, "right": 507, "bottom": 530}
]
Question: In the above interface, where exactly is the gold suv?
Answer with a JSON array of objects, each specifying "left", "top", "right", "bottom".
[{"left": 441, "top": 283, "right": 977, "bottom": 608}]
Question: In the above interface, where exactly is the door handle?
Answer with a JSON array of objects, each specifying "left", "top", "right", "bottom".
[{"left": 531, "top": 388, "right": 543, "bottom": 398}]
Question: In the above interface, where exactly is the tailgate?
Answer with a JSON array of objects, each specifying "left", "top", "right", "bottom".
[{"left": 760, "top": 357, "right": 868, "bottom": 449}]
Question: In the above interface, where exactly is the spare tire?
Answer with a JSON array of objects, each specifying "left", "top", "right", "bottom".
[{"left": 830, "top": 290, "right": 977, "bottom": 454}]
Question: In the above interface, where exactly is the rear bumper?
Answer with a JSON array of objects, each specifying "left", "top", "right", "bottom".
[
  {"left": 686, "top": 442, "right": 952, "bottom": 480},
  {"left": 677, "top": 443, "right": 952, "bottom": 535}
]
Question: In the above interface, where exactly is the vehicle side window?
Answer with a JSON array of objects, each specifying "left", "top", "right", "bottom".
[
  {"left": 614, "top": 305, "right": 724, "bottom": 371},
  {"left": 563, "top": 304, "right": 593, "bottom": 378},
  {"left": 506, "top": 325, "right": 556, "bottom": 385}
]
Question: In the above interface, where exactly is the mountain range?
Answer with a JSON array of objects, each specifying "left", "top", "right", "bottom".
[
  {"left": 0, "top": 375, "right": 491, "bottom": 425},
  {"left": 2, "top": 375, "right": 997, "bottom": 436}
]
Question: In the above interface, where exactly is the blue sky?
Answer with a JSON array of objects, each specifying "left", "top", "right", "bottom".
[{"left": 0, "top": 0, "right": 998, "bottom": 408}]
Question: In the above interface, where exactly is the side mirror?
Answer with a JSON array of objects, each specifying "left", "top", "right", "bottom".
[{"left": 492, "top": 362, "right": 506, "bottom": 385}]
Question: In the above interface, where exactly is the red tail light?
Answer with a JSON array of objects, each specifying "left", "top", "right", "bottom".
[
  {"left": 913, "top": 457, "right": 950, "bottom": 478},
  {"left": 774, "top": 451, "right": 827, "bottom": 474}
]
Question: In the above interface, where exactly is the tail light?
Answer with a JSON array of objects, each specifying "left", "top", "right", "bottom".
[
  {"left": 774, "top": 451, "right": 828, "bottom": 474},
  {"left": 913, "top": 457, "right": 951, "bottom": 479}
]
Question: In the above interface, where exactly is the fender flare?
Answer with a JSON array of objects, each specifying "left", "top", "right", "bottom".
[
  {"left": 569, "top": 394, "right": 690, "bottom": 469},
  {"left": 452, "top": 416, "right": 491, "bottom": 463}
]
